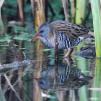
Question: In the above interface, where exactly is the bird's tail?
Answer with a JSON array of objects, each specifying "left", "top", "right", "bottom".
[
  {"left": 88, "top": 31, "right": 94, "bottom": 36},
  {"left": 79, "top": 31, "right": 94, "bottom": 40}
]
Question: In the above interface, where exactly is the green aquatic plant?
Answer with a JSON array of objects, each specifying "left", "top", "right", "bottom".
[
  {"left": 76, "top": 56, "right": 89, "bottom": 101},
  {"left": 14, "top": 32, "right": 33, "bottom": 41},
  {"left": 0, "top": 0, "right": 5, "bottom": 34},
  {"left": 90, "top": 0, "right": 101, "bottom": 57},
  {"left": 91, "top": 59, "right": 101, "bottom": 101},
  {"left": 75, "top": 0, "right": 87, "bottom": 24},
  {"left": 0, "top": 86, "right": 6, "bottom": 101},
  {"left": 0, "top": 34, "right": 11, "bottom": 43}
]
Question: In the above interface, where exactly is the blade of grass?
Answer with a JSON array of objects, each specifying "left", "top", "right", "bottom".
[
  {"left": 0, "top": 0, "right": 5, "bottom": 34},
  {"left": 90, "top": 59, "right": 101, "bottom": 101},
  {"left": 0, "top": 75, "right": 6, "bottom": 101},
  {"left": 90, "top": 0, "right": 101, "bottom": 57},
  {"left": 76, "top": 56, "right": 89, "bottom": 101}
]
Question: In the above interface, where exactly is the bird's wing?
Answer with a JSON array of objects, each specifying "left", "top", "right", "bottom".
[{"left": 49, "top": 20, "right": 89, "bottom": 40}]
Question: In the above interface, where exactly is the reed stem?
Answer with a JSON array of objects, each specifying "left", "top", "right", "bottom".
[
  {"left": 76, "top": 56, "right": 88, "bottom": 101},
  {"left": 70, "top": 0, "right": 75, "bottom": 22},
  {"left": 91, "top": 59, "right": 101, "bottom": 101},
  {"left": 32, "top": 0, "right": 45, "bottom": 101},
  {"left": 61, "top": 0, "right": 69, "bottom": 21},
  {"left": 0, "top": 0, "right": 4, "bottom": 34},
  {"left": 17, "top": 0, "right": 24, "bottom": 25},
  {"left": 90, "top": 0, "right": 101, "bottom": 57},
  {"left": 75, "top": 0, "right": 87, "bottom": 24}
]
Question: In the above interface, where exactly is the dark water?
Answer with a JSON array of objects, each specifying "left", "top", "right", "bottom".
[
  {"left": 36, "top": 50, "right": 101, "bottom": 101},
  {"left": 0, "top": 45, "right": 101, "bottom": 101}
]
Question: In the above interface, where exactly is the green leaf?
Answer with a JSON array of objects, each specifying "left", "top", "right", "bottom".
[
  {"left": 13, "top": 26, "right": 26, "bottom": 33},
  {"left": 14, "top": 32, "right": 33, "bottom": 41},
  {"left": 0, "top": 34, "right": 11, "bottom": 42}
]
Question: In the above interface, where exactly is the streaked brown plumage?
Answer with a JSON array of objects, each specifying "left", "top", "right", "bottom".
[
  {"left": 32, "top": 20, "right": 93, "bottom": 57},
  {"left": 49, "top": 20, "right": 89, "bottom": 38}
]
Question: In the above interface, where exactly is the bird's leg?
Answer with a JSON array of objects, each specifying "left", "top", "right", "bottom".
[{"left": 64, "top": 48, "right": 73, "bottom": 58}]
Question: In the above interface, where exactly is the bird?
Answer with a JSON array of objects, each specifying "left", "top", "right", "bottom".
[{"left": 32, "top": 20, "right": 93, "bottom": 57}]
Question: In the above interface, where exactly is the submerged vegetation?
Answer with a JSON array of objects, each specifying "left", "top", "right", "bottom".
[{"left": 0, "top": 0, "right": 101, "bottom": 101}]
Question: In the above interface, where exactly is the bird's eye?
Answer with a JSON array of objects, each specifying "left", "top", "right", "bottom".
[{"left": 39, "top": 30, "right": 44, "bottom": 33}]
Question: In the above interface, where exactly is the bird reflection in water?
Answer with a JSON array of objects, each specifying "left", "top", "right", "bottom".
[{"left": 39, "top": 57, "right": 92, "bottom": 90}]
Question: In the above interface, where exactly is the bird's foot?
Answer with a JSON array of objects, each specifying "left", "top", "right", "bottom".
[
  {"left": 64, "top": 48, "right": 73, "bottom": 58},
  {"left": 64, "top": 53, "right": 71, "bottom": 58}
]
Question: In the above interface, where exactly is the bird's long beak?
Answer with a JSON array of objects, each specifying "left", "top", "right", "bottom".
[{"left": 32, "top": 32, "right": 40, "bottom": 42}]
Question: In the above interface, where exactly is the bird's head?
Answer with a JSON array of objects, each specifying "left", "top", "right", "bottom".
[{"left": 32, "top": 23, "right": 50, "bottom": 42}]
